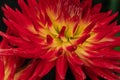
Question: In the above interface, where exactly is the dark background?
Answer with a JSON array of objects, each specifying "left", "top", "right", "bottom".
[{"left": 0, "top": 0, "right": 120, "bottom": 80}]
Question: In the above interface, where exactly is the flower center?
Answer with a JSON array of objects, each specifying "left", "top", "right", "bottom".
[
  {"left": 34, "top": 9, "right": 91, "bottom": 54},
  {"left": 46, "top": 25, "right": 75, "bottom": 51}
]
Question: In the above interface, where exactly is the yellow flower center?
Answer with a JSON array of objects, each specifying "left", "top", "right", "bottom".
[{"left": 28, "top": 8, "right": 91, "bottom": 55}]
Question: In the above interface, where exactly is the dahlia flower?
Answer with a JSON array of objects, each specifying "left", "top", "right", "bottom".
[{"left": 0, "top": 0, "right": 120, "bottom": 80}]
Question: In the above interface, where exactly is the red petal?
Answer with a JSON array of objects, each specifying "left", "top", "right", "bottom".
[
  {"left": 15, "top": 59, "right": 39, "bottom": 80},
  {"left": 56, "top": 56, "right": 68, "bottom": 80},
  {"left": 0, "top": 57, "right": 4, "bottom": 80},
  {"left": 93, "top": 68, "right": 119, "bottom": 80},
  {"left": 85, "top": 68, "right": 99, "bottom": 80},
  {"left": 29, "top": 60, "right": 55, "bottom": 80},
  {"left": 4, "top": 57, "right": 18, "bottom": 80},
  {"left": 18, "top": 0, "right": 31, "bottom": 18},
  {"left": 66, "top": 45, "right": 77, "bottom": 52},
  {"left": 69, "top": 63, "right": 86, "bottom": 80},
  {"left": 67, "top": 53, "right": 84, "bottom": 65},
  {"left": 91, "top": 59, "right": 120, "bottom": 70},
  {"left": 100, "top": 12, "right": 118, "bottom": 25},
  {"left": 39, "top": 49, "right": 57, "bottom": 59},
  {"left": 46, "top": 35, "right": 53, "bottom": 44},
  {"left": 91, "top": 3, "right": 102, "bottom": 14}
]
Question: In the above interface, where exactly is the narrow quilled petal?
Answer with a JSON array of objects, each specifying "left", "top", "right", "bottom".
[
  {"left": 0, "top": 0, "right": 120, "bottom": 80},
  {"left": 56, "top": 55, "right": 68, "bottom": 80}
]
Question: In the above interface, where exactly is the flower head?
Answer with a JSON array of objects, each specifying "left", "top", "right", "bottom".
[{"left": 1, "top": 0, "right": 120, "bottom": 80}]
